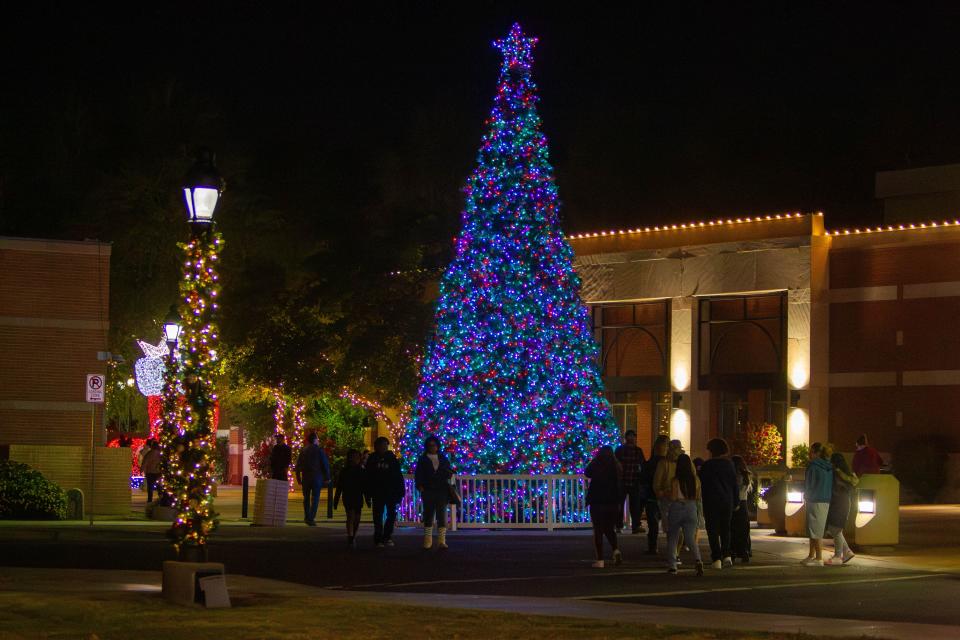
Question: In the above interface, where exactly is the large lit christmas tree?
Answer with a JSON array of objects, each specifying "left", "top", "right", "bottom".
[{"left": 401, "top": 24, "right": 618, "bottom": 475}]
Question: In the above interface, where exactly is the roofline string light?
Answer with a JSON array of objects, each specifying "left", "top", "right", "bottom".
[
  {"left": 824, "top": 219, "right": 960, "bottom": 236},
  {"left": 567, "top": 211, "right": 819, "bottom": 240}
]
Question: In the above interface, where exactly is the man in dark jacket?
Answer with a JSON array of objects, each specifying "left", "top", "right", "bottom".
[
  {"left": 295, "top": 433, "right": 331, "bottom": 526},
  {"left": 614, "top": 430, "right": 645, "bottom": 534},
  {"left": 269, "top": 433, "right": 292, "bottom": 481},
  {"left": 365, "top": 436, "right": 406, "bottom": 547},
  {"left": 699, "top": 437, "right": 739, "bottom": 569}
]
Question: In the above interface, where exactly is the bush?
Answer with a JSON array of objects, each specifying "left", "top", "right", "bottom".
[
  {"left": 733, "top": 422, "right": 784, "bottom": 466},
  {"left": 893, "top": 434, "right": 955, "bottom": 502},
  {"left": 790, "top": 443, "right": 810, "bottom": 468},
  {"left": 249, "top": 441, "right": 272, "bottom": 480},
  {"left": 0, "top": 461, "right": 67, "bottom": 520}
]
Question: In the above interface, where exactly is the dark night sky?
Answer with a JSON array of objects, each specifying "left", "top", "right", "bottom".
[{"left": 4, "top": 2, "right": 960, "bottom": 237}]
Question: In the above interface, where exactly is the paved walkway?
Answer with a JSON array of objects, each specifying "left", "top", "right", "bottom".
[{"left": 1, "top": 566, "right": 956, "bottom": 640}]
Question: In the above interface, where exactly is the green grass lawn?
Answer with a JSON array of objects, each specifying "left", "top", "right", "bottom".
[{"left": 0, "top": 589, "right": 868, "bottom": 640}]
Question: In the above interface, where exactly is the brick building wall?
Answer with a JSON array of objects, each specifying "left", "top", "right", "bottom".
[
  {"left": 0, "top": 237, "right": 111, "bottom": 448},
  {"left": 828, "top": 231, "right": 960, "bottom": 451}
]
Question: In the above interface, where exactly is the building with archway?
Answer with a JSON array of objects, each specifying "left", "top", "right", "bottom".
[{"left": 571, "top": 212, "right": 960, "bottom": 461}]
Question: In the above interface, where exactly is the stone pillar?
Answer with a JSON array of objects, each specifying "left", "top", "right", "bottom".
[
  {"left": 786, "top": 288, "right": 811, "bottom": 457},
  {"left": 670, "top": 297, "right": 697, "bottom": 454}
]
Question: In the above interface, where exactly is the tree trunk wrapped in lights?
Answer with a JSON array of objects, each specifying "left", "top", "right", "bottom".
[
  {"left": 400, "top": 24, "right": 618, "bottom": 475},
  {"left": 157, "top": 351, "right": 184, "bottom": 508},
  {"left": 169, "top": 227, "right": 223, "bottom": 555}
]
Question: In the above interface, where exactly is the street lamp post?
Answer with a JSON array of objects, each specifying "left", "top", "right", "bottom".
[{"left": 168, "top": 149, "right": 225, "bottom": 561}]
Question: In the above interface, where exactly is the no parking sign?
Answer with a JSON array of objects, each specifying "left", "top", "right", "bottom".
[{"left": 86, "top": 374, "right": 105, "bottom": 403}]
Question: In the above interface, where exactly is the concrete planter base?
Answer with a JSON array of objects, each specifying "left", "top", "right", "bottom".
[
  {"left": 151, "top": 505, "right": 177, "bottom": 522},
  {"left": 162, "top": 560, "right": 229, "bottom": 607}
]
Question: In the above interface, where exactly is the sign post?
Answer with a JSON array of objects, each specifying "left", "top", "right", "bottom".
[{"left": 86, "top": 374, "right": 105, "bottom": 525}]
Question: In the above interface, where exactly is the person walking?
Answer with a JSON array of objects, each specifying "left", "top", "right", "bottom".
[
  {"left": 654, "top": 439, "right": 684, "bottom": 555},
  {"left": 826, "top": 451, "right": 859, "bottom": 565},
  {"left": 585, "top": 445, "right": 623, "bottom": 568},
  {"left": 802, "top": 442, "right": 834, "bottom": 566},
  {"left": 333, "top": 449, "right": 366, "bottom": 547},
  {"left": 666, "top": 453, "right": 704, "bottom": 575},
  {"left": 730, "top": 454, "right": 753, "bottom": 563},
  {"left": 269, "top": 433, "right": 292, "bottom": 481},
  {"left": 699, "top": 438, "right": 738, "bottom": 569},
  {"left": 615, "top": 430, "right": 646, "bottom": 534},
  {"left": 295, "top": 432, "right": 331, "bottom": 526},
  {"left": 640, "top": 435, "right": 670, "bottom": 554},
  {"left": 852, "top": 434, "right": 884, "bottom": 476},
  {"left": 414, "top": 436, "right": 453, "bottom": 550},
  {"left": 365, "top": 436, "right": 406, "bottom": 547},
  {"left": 140, "top": 439, "right": 162, "bottom": 504}
]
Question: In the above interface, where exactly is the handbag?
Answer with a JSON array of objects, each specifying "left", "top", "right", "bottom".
[{"left": 447, "top": 482, "right": 462, "bottom": 507}]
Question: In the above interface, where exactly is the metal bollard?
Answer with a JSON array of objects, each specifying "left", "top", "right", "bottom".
[{"left": 241, "top": 475, "right": 249, "bottom": 519}]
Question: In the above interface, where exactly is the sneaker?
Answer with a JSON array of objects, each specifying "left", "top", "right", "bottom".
[
  {"left": 592, "top": 560, "right": 605, "bottom": 569},
  {"left": 711, "top": 560, "right": 722, "bottom": 570},
  {"left": 306, "top": 520, "right": 316, "bottom": 527},
  {"left": 801, "top": 557, "right": 824, "bottom": 567},
  {"left": 376, "top": 542, "right": 386, "bottom": 548},
  {"left": 740, "top": 555, "right": 750, "bottom": 564},
  {"left": 695, "top": 561, "right": 704, "bottom": 576},
  {"left": 612, "top": 549, "right": 623, "bottom": 565},
  {"left": 842, "top": 551, "right": 856, "bottom": 564},
  {"left": 385, "top": 539, "right": 395, "bottom": 547},
  {"left": 722, "top": 557, "right": 733, "bottom": 568},
  {"left": 825, "top": 556, "right": 844, "bottom": 565},
  {"left": 667, "top": 567, "right": 677, "bottom": 574}
]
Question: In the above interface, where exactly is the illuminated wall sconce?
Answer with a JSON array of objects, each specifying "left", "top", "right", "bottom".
[{"left": 790, "top": 390, "right": 801, "bottom": 408}]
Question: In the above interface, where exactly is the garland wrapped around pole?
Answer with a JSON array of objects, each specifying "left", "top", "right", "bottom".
[{"left": 169, "top": 227, "right": 223, "bottom": 556}]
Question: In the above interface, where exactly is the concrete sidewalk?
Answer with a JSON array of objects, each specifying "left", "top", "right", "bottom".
[{"left": 1, "top": 566, "right": 958, "bottom": 640}]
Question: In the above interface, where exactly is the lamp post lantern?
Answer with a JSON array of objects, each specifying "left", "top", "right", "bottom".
[
  {"left": 166, "top": 149, "right": 226, "bottom": 561},
  {"left": 162, "top": 305, "right": 182, "bottom": 358},
  {"left": 182, "top": 148, "right": 224, "bottom": 225}
]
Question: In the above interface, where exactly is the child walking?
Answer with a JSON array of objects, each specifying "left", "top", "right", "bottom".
[{"left": 333, "top": 449, "right": 366, "bottom": 547}]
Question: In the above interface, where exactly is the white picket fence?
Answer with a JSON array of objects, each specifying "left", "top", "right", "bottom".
[{"left": 398, "top": 474, "right": 592, "bottom": 531}]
